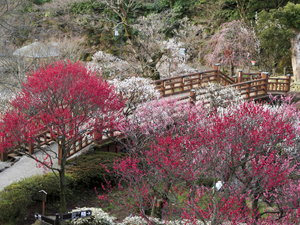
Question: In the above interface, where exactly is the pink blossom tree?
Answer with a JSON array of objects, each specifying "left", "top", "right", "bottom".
[
  {"left": 100, "top": 98, "right": 300, "bottom": 224},
  {"left": 204, "top": 20, "right": 259, "bottom": 73}
]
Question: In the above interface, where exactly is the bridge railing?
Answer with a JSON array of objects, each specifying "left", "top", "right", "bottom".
[
  {"left": 237, "top": 71, "right": 262, "bottom": 83},
  {"left": 154, "top": 66, "right": 292, "bottom": 99},
  {"left": 152, "top": 64, "right": 236, "bottom": 97},
  {"left": 188, "top": 72, "right": 269, "bottom": 103},
  {"left": 1, "top": 128, "right": 56, "bottom": 162},
  {"left": 268, "top": 75, "right": 291, "bottom": 93}
]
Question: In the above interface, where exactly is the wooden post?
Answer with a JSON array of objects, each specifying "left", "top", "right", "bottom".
[
  {"left": 44, "top": 133, "right": 47, "bottom": 144},
  {"left": 198, "top": 72, "right": 202, "bottom": 87},
  {"left": 238, "top": 70, "right": 243, "bottom": 83},
  {"left": 190, "top": 89, "right": 196, "bottom": 105},
  {"left": 214, "top": 64, "right": 220, "bottom": 83},
  {"left": 180, "top": 75, "right": 185, "bottom": 92},
  {"left": 0, "top": 150, "right": 8, "bottom": 161},
  {"left": 286, "top": 74, "right": 291, "bottom": 93},
  {"left": 42, "top": 201, "right": 45, "bottom": 215},
  {"left": 94, "top": 130, "right": 101, "bottom": 146},
  {"left": 79, "top": 138, "right": 82, "bottom": 150},
  {"left": 246, "top": 81, "right": 251, "bottom": 99},
  {"left": 55, "top": 213, "right": 60, "bottom": 225},
  {"left": 85, "top": 136, "right": 88, "bottom": 146},
  {"left": 29, "top": 143, "right": 34, "bottom": 154},
  {"left": 37, "top": 136, "right": 40, "bottom": 146},
  {"left": 262, "top": 72, "right": 269, "bottom": 95},
  {"left": 72, "top": 142, "right": 76, "bottom": 154},
  {"left": 161, "top": 79, "right": 166, "bottom": 96}
]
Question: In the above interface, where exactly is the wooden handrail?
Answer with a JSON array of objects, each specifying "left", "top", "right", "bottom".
[
  {"left": 231, "top": 78, "right": 266, "bottom": 87},
  {"left": 151, "top": 70, "right": 217, "bottom": 84}
]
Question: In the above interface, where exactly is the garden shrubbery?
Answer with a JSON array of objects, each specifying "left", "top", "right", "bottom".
[
  {"left": 66, "top": 151, "right": 125, "bottom": 188},
  {"left": 0, "top": 173, "right": 75, "bottom": 224},
  {"left": 0, "top": 151, "right": 123, "bottom": 224}
]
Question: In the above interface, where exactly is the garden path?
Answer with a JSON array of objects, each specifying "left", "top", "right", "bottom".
[{"left": 0, "top": 142, "right": 90, "bottom": 191}]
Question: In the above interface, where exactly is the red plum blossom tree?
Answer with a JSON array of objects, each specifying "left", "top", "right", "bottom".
[{"left": 0, "top": 61, "right": 124, "bottom": 213}]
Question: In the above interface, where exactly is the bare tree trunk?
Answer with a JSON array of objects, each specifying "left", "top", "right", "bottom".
[
  {"left": 291, "top": 32, "right": 300, "bottom": 81},
  {"left": 59, "top": 139, "right": 67, "bottom": 214}
]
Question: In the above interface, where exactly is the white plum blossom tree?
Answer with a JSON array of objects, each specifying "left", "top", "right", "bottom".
[
  {"left": 195, "top": 82, "right": 244, "bottom": 110},
  {"left": 86, "top": 51, "right": 134, "bottom": 78},
  {"left": 157, "top": 38, "right": 198, "bottom": 78},
  {"left": 109, "top": 76, "right": 161, "bottom": 114}
]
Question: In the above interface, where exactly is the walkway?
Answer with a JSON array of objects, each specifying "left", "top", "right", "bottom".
[{"left": 0, "top": 142, "right": 90, "bottom": 191}]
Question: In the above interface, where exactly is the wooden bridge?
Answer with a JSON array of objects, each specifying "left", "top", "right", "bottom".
[
  {"left": 152, "top": 64, "right": 291, "bottom": 102},
  {"left": 1, "top": 64, "right": 292, "bottom": 163}
]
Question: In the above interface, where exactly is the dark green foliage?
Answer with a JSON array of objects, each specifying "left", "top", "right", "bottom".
[
  {"left": 256, "top": 9, "right": 294, "bottom": 72},
  {"left": 256, "top": 3, "right": 300, "bottom": 72},
  {"left": 218, "top": 0, "right": 299, "bottom": 22},
  {"left": 30, "top": 0, "right": 51, "bottom": 5},
  {"left": 198, "top": 177, "right": 214, "bottom": 187},
  {"left": 0, "top": 173, "right": 76, "bottom": 224},
  {"left": 66, "top": 151, "right": 126, "bottom": 188},
  {"left": 70, "top": 1, "right": 103, "bottom": 15}
]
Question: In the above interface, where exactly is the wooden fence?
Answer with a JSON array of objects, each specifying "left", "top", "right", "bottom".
[
  {"left": 57, "top": 130, "right": 121, "bottom": 165},
  {"left": 1, "top": 129, "right": 56, "bottom": 162},
  {"left": 152, "top": 64, "right": 235, "bottom": 97},
  {"left": 153, "top": 64, "right": 291, "bottom": 101}
]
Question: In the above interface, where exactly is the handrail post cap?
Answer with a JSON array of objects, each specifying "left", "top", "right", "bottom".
[
  {"left": 214, "top": 63, "right": 221, "bottom": 66},
  {"left": 163, "top": 78, "right": 167, "bottom": 81},
  {"left": 191, "top": 89, "right": 195, "bottom": 92},
  {"left": 287, "top": 74, "right": 291, "bottom": 77}
]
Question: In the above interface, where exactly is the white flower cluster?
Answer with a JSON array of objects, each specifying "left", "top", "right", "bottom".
[
  {"left": 109, "top": 77, "right": 161, "bottom": 110},
  {"left": 66, "top": 207, "right": 207, "bottom": 225},
  {"left": 86, "top": 51, "right": 132, "bottom": 78},
  {"left": 119, "top": 216, "right": 205, "bottom": 225},
  {"left": 0, "top": 90, "right": 14, "bottom": 112},
  {"left": 156, "top": 38, "right": 197, "bottom": 79},
  {"left": 68, "top": 207, "right": 115, "bottom": 225},
  {"left": 195, "top": 82, "right": 244, "bottom": 109}
]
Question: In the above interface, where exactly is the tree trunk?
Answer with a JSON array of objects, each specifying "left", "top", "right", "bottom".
[
  {"left": 252, "top": 198, "right": 259, "bottom": 222},
  {"left": 59, "top": 141, "right": 67, "bottom": 214},
  {"left": 291, "top": 32, "right": 300, "bottom": 81}
]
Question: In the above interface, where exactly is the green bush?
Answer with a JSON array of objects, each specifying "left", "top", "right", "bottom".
[
  {"left": 70, "top": 1, "right": 102, "bottom": 15},
  {"left": 66, "top": 151, "right": 125, "bottom": 188},
  {"left": 30, "top": 0, "right": 51, "bottom": 5},
  {"left": 0, "top": 173, "right": 75, "bottom": 224}
]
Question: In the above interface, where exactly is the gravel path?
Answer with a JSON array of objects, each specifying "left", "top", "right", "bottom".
[{"left": 0, "top": 142, "right": 91, "bottom": 191}]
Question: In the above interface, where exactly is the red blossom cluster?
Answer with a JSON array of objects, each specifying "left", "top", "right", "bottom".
[{"left": 101, "top": 98, "right": 300, "bottom": 224}]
